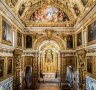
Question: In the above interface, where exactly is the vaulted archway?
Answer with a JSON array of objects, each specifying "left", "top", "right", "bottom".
[{"left": 33, "top": 34, "right": 66, "bottom": 50}]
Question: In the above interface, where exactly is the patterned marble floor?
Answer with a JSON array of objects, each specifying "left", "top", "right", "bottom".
[{"left": 38, "top": 83, "right": 60, "bottom": 90}]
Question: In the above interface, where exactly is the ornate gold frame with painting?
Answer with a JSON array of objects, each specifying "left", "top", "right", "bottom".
[
  {"left": 87, "top": 20, "right": 96, "bottom": 46},
  {"left": 7, "top": 57, "right": 13, "bottom": 75},
  {"left": 26, "top": 35, "right": 32, "bottom": 49},
  {"left": 0, "top": 17, "right": 12, "bottom": 46},
  {"left": 66, "top": 34, "right": 74, "bottom": 49},
  {"left": 87, "top": 56, "right": 93, "bottom": 74},
  {"left": 76, "top": 30, "right": 82, "bottom": 48},
  {"left": 17, "top": 31, "right": 22, "bottom": 48},
  {"left": 0, "top": 57, "right": 5, "bottom": 78}
]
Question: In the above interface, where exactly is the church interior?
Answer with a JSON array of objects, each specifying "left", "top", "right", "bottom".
[{"left": 0, "top": 0, "right": 96, "bottom": 90}]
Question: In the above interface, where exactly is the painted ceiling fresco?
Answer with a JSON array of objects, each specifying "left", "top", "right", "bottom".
[
  {"left": 5, "top": 0, "right": 95, "bottom": 27},
  {"left": 29, "top": 6, "right": 69, "bottom": 22}
]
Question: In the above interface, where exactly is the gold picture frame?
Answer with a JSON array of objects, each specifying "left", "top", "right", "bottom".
[
  {"left": 87, "top": 56, "right": 93, "bottom": 74},
  {"left": 76, "top": 31, "right": 82, "bottom": 48},
  {"left": 17, "top": 31, "right": 22, "bottom": 48},
  {"left": 0, "top": 57, "right": 5, "bottom": 78},
  {"left": 87, "top": 20, "right": 96, "bottom": 45},
  {"left": 7, "top": 57, "right": 13, "bottom": 75},
  {"left": 1, "top": 18, "right": 12, "bottom": 46}
]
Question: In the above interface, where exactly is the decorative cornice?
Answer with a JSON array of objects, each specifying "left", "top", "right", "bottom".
[
  {"left": 76, "top": 49, "right": 86, "bottom": 54},
  {"left": 86, "top": 49, "right": 96, "bottom": 53},
  {"left": 60, "top": 50, "right": 76, "bottom": 56},
  {"left": 74, "top": 1, "right": 96, "bottom": 31},
  {"left": 24, "top": 27, "right": 74, "bottom": 34},
  {"left": 0, "top": 0, "right": 25, "bottom": 30},
  {"left": 23, "top": 50, "right": 39, "bottom": 56}
]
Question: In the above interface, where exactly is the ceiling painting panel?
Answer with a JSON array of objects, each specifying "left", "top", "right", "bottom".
[{"left": 29, "top": 6, "right": 69, "bottom": 23}]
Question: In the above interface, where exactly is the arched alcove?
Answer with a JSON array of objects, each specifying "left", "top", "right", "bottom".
[{"left": 33, "top": 35, "right": 65, "bottom": 50}]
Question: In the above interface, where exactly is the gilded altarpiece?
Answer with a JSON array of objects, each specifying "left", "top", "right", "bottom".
[{"left": 40, "top": 50, "right": 58, "bottom": 73}]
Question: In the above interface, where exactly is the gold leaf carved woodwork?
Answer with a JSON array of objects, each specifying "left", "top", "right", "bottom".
[{"left": 78, "top": 54, "right": 86, "bottom": 68}]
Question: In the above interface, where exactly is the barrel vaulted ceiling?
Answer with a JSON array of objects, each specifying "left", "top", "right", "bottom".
[{"left": 5, "top": 0, "right": 95, "bottom": 27}]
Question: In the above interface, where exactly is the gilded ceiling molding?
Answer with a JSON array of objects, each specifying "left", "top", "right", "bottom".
[
  {"left": 21, "top": 0, "right": 75, "bottom": 27},
  {"left": 23, "top": 1, "right": 74, "bottom": 21}
]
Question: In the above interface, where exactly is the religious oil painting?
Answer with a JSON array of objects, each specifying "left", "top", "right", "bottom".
[
  {"left": 7, "top": 58, "right": 12, "bottom": 74},
  {"left": 77, "top": 32, "right": 82, "bottom": 46},
  {"left": 11, "top": 0, "right": 18, "bottom": 6},
  {"left": 2, "top": 20, "right": 12, "bottom": 44},
  {"left": 87, "top": 56, "right": 93, "bottom": 74},
  {"left": 0, "top": 58, "right": 4, "bottom": 77},
  {"left": 19, "top": 4, "right": 25, "bottom": 16},
  {"left": 81, "top": 0, "right": 88, "bottom": 6},
  {"left": 26, "top": 35, "right": 32, "bottom": 48},
  {"left": 29, "top": 6, "right": 69, "bottom": 22},
  {"left": 73, "top": 4, "right": 80, "bottom": 16},
  {"left": 88, "top": 20, "right": 96, "bottom": 43},
  {"left": 67, "top": 35, "right": 73, "bottom": 48},
  {"left": 17, "top": 31, "right": 22, "bottom": 47},
  {"left": 86, "top": 76, "right": 96, "bottom": 90}
]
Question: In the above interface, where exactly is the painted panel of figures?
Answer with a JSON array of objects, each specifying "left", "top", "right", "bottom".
[
  {"left": 17, "top": 31, "right": 22, "bottom": 47},
  {"left": 2, "top": 20, "right": 12, "bottom": 44},
  {"left": 67, "top": 35, "right": 73, "bottom": 48},
  {"left": 77, "top": 32, "right": 82, "bottom": 46},
  {"left": 87, "top": 56, "right": 93, "bottom": 74},
  {"left": 30, "top": 6, "right": 69, "bottom": 22},
  {"left": 0, "top": 59, "right": 4, "bottom": 77},
  {"left": 7, "top": 58, "right": 12, "bottom": 74},
  {"left": 88, "top": 20, "right": 96, "bottom": 42},
  {"left": 26, "top": 35, "right": 32, "bottom": 48}
]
